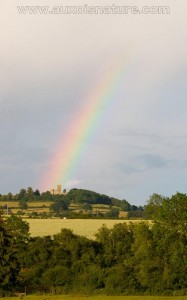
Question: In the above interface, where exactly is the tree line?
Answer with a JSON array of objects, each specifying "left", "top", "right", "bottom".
[
  {"left": 0, "top": 187, "right": 144, "bottom": 218},
  {"left": 0, "top": 192, "right": 187, "bottom": 296}
]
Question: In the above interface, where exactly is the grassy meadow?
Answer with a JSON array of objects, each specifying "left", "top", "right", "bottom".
[
  {"left": 3, "top": 296, "right": 187, "bottom": 300},
  {"left": 26, "top": 218, "right": 140, "bottom": 239}
]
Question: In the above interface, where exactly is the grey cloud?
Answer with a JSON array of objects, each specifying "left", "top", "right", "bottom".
[
  {"left": 135, "top": 154, "right": 168, "bottom": 170},
  {"left": 114, "top": 154, "right": 169, "bottom": 176}
]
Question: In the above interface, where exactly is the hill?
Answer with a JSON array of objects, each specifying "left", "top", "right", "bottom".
[{"left": 66, "top": 188, "right": 130, "bottom": 208}]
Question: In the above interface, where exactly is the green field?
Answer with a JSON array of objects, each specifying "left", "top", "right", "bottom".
[
  {"left": 26, "top": 218, "right": 141, "bottom": 239},
  {"left": 3, "top": 295, "right": 187, "bottom": 300}
]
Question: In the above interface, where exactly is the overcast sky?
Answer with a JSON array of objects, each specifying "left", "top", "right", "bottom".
[{"left": 0, "top": 0, "right": 187, "bottom": 205}]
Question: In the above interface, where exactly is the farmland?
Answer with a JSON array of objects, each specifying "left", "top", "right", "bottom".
[
  {"left": 26, "top": 218, "right": 140, "bottom": 239},
  {"left": 0, "top": 201, "right": 53, "bottom": 214},
  {"left": 3, "top": 295, "right": 187, "bottom": 300},
  {"left": 0, "top": 200, "right": 125, "bottom": 216}
]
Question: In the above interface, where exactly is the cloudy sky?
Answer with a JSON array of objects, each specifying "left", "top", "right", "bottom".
[{"left": 0, "top": 0, "right": 187, "bottom": 205}]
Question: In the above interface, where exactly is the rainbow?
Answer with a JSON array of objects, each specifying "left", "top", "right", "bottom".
[{"left": 41, "top": 57, "right": 134, "bottom": 191}]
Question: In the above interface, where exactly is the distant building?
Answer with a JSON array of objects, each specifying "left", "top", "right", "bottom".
[{"left": 50, "top": 184, "right": 66, "bottom": 195}]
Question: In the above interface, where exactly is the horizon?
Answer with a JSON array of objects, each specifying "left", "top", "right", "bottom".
[{"left": 0, "top": 184, "right": 182, "bottom": 207}]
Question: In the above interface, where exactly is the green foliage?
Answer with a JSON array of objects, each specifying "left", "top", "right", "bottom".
[
  {"left": 82, "top": 203, "right": 92, "bottom": 211},
  {"left": 72, "top": 265, "right": 104, "bottom": 294},
  {"left": 104, "top": 208, "right": 120, "bottom": 218},
  {"left": 41, "top": 265, "right": 71, "bottom": 287},
  {"left": 144, "top": 193, "right": 165, "bottom": 219},
  {"left": 49, "top": 195, "right": 68, "bottom": 213},
  {"left": 0, "top": 215, "right": 20, "bottom": 291},
  {"left": 6, "top": 215, "right": 30, "bottom": 246},
  {"left": 65, "top": 189, "right": 134, "bottom": 212},
  {"left": 104, "top": 264, "right": 137, "bottom": 295},
  {"left": 40, "top": 191, "right": 53, "bottom": 201},
  {"left": 155, "top": 192, "right": 187, "bottom": 233},
  {"left": 0, "top": 195, "right": 7, "bottom": 201},
  {"left": 128, "top": 210, "right": 144, "bottom": 218},
  {"left": 120, "top": 199, "right": 131, "bottom": 211},
  {"left": 34, "top": 189, "right": 40, "bottom": 196},
  {"left": 0, "top": 191, "right": 187, "bottom": 296},
  {"left": 18, "top": 188, "right": 27, "bottom": 201},
  {"left": 130, "top": 222, "right": 161, "bottom": 292},
  {"left": 95, "top": 223, "right": 134, "bottom": 267},
  {"left": 0, "top": 188, "right": 56, "bottom": 204},
  {"left": 7, "top": 193, "right": 13, "bottom": 201},
  {"left": 66, "top": 188, "right": 113, "bottom": 205},
  {"left": 19, "top": 200, "right": 28, "bottom": 210}
]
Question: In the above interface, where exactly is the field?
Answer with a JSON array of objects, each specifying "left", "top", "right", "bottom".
[
  {"left": 0, "top": 202, "right": 119, "bottom": 215},
  {"left": 3, "top": 295, "right": 187, "bottom": 300},
  {"left": 0, "top": 201, "right": 52, "bottom": 214},
  {"left": 0, "top": 201, "right": 53, "bottom": 207},
  {"left": 26, "top": 219, "right": 140, "bottom": 239}
]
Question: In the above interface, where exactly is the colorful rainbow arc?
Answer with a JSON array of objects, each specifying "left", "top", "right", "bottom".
[{"left": 41, "top": 56, "right": 134, "bottom": 191}]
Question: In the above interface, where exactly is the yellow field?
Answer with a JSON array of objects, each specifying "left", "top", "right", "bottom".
[
  {"left": 26, "top": 219, "right": 140, "bottom": 239},
  {"left": 0, "top": 201, "right": 52, "bottom": 214},
  {"left": 0, "top": 202, "right": 120, "bottom": 215},
  {"left": 3, "top": 295, "right": 187, "bottom": 300},
  {"left": 0, "top": 201, "right": 20, "bottom": 208},
  {"left": 0, "top": 201, "right": 52, "bottom": 208},
  {"left": 27, "top": 202, "right": 52, "bottom": 207}
]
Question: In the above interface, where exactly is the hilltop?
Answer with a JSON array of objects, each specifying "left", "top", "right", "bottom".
[{"left": 0, "top": 187, "right": 143, "bottom": 219}]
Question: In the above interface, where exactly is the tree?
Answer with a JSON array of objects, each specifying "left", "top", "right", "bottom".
[
  {"left": 130, "top": 222, "right": 167, "bottom": 293},
  {"left": 6, "top": 215, "right": 30, "bottom": 245},
  {"left": 41, "top": 265, "right": 71, "bottom": 288},
  {"left": 1, "top": 195, "right": 7, "bottom": 202},
  {"left": 151, "top": 221, "right": 187, "bottom": 291},
  {"left": 6, "top": 215, "right": 30, "bottom": 270},
  {"left": 155, "top": 192, "right": 187, "bottom": 235},
  {"left": 129, "top": 205, "right": 139, "bottom": 211},
  {"left": 7, "top": 192, "right": 13, "bottom": 201},
  {"left": 104, "top": 264, "right": 137, "bottom": 295},
  {"left": 27, "top": 187, "right": 34, "bottom": 200},
  {"left": 19, "top": 200, "right": 28, "bottom": 211},
  {"left": 66, "top": 189, "right": 112, "bottom": 205},
  {"left": 95, "top": 223, "right": 133, "bottom": 267},
  {"left": 131, "top": 193, "right": 187, "bottom": 293},
  {"left": 144, "top": 193, "right": 165, "bottom": 219},
  {"left": 18, "top": 188, "right": 27, "bottom": 200},
  {"left": 73, "top": 265, "right": 104, "bottom": 294},
  {"left": 13, "top": 194, "right": 19, "bottom": 201},
  {"left": 152, "top": 192, "right": 187, "bottom": 290},
  {"left": 34, "top": 189, "right": 40, "bottom": 197},
  {"left": 50, "top": 197, "right": 68, "bottom": 214},
  {"left": 40, "top": 191, "right": 53, "bottom": 201},
  {"left": 83, "top": 203, "right": 92, "bottom": 211},
  {"left": 105, "top": 208, "right": 119, "bottom": 218},
  {"left": 120, "top": 199, "right": 131, "bottom": 211},
  {"left": 128, "top": 210, "right": 144, "bottom": 219},
  {"left": 0, "top": 215, "right": 20, "bottom": 291}
]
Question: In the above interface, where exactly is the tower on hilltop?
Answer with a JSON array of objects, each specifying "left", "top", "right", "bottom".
[
  {"left": 57, "top": 184, "right": 62, "bottom": 194},
  {"left": 50, "top": 184, "right": 66, "bottom": 195}
]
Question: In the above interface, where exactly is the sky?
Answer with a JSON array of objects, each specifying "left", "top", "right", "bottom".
[{"left": 0, "top": 0, "right": 187, "bottom": 205}]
